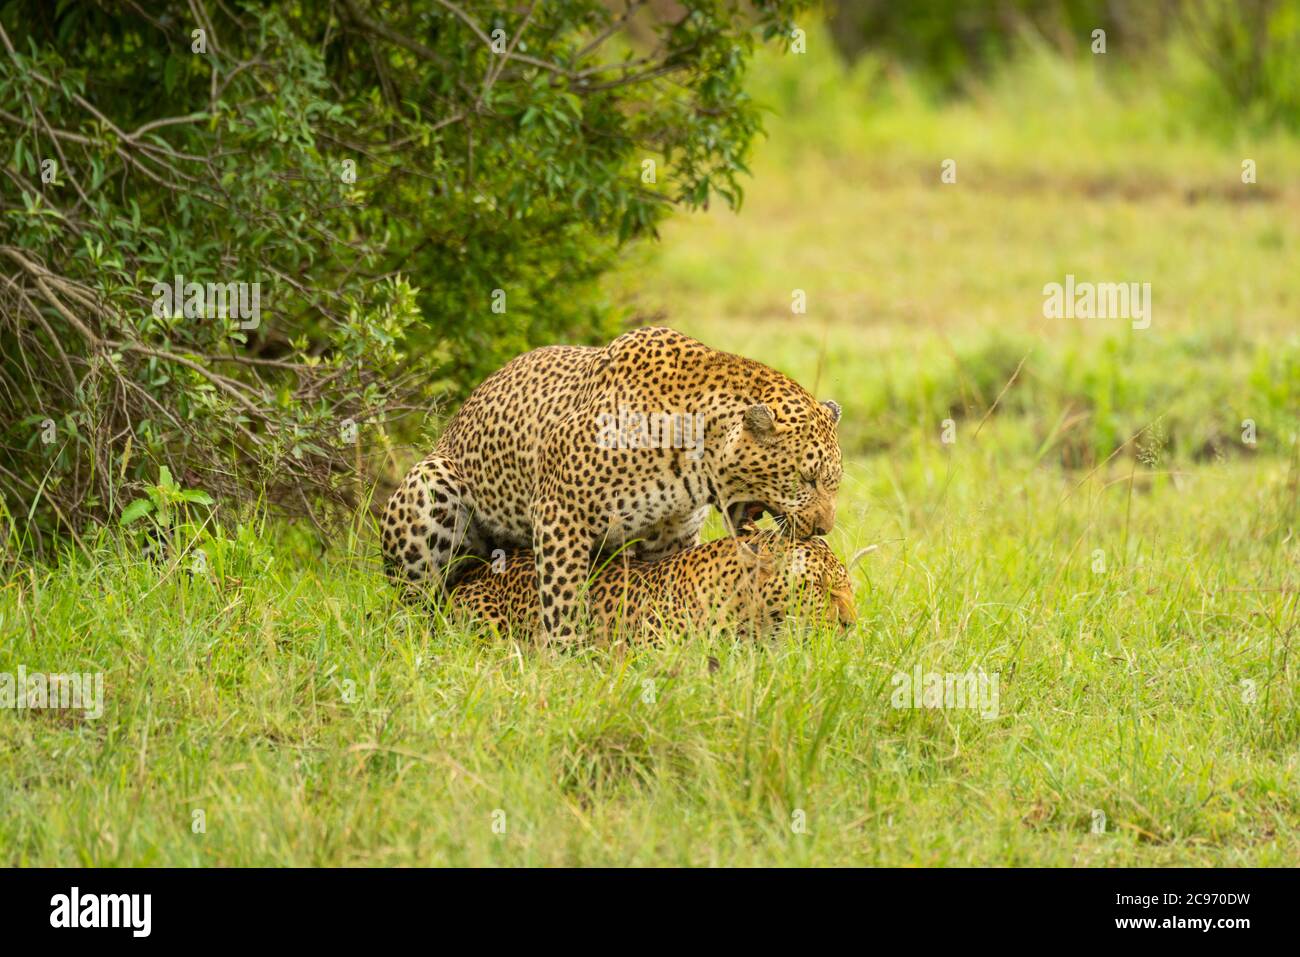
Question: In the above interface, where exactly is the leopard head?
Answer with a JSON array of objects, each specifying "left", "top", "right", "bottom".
[
  {"left": 716, "top": 393, "right": 842, "bottom": 539},
  {"left": 741, "top": 533, "right": 856, "bottom": 631}
]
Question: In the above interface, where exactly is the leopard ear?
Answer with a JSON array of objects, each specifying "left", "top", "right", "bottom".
[
  {"left": 743, "top": 403, "right": 777, "bottom": 444},
  {"left": 822, "top": 400, "right": 842, "bottom": 424}
]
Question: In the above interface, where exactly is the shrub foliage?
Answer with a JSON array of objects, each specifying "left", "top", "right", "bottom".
[{"left": 0, "top": 0, "right": 804, "bottom": 549}]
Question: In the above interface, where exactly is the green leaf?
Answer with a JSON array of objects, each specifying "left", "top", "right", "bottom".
[
  {"left": 164, "top": 53, "right": 182, "bottom": 95},
  {"left": 119, "top": 498, "right": 154, "bottom": 526}
]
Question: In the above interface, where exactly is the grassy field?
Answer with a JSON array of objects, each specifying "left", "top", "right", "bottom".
[{"left": 3, "top": 27, "right": 1298, "bottom": 866}]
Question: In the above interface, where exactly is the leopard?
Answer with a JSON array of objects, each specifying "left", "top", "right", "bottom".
[
  {"left": 447, "top": 531, "right": 857, "bottom": 642},
  {"left": 381, "top": 326, "right": 843, "bottom": 642}
]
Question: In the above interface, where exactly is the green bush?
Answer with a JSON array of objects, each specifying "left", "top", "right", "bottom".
[
  {"left": 827, "top": 0, "right": 1300, "bottom": 132},
  {"left": 1174, "top": 0, "right": 1300, "bottom": 133},
  {"left": 826, "top": 0, "right": 1172, "bottom": 95},
  {"left": 0, "top": 0, "right": 806, "bottom": 549}
]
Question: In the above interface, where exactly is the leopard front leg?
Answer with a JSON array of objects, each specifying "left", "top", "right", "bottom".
[{"left": 531, "top": 498, "right": 594, "bottom": 645}]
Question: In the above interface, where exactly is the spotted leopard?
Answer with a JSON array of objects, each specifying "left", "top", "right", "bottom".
[
  {"left": 448, "top": 532, "right": 856, "bottom": 642},
  {"left": 382, "top": 327, "right": 843, "bottom": 642}
]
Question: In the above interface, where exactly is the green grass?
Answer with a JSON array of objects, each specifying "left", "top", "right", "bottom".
[
  {"left": 2, "top": 448, "right": 1297, "bottom": 865},
  {"left": 2, "top": 22, "right": 1299, "bottom": 866}
]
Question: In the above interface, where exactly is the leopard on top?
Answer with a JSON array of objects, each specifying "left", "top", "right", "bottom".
[
  {"left": 381, "top": 326, "right": 843, "bottom": 641},
  {"left": 448, "top": 532, "right": 857, "bottom": 642}
]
